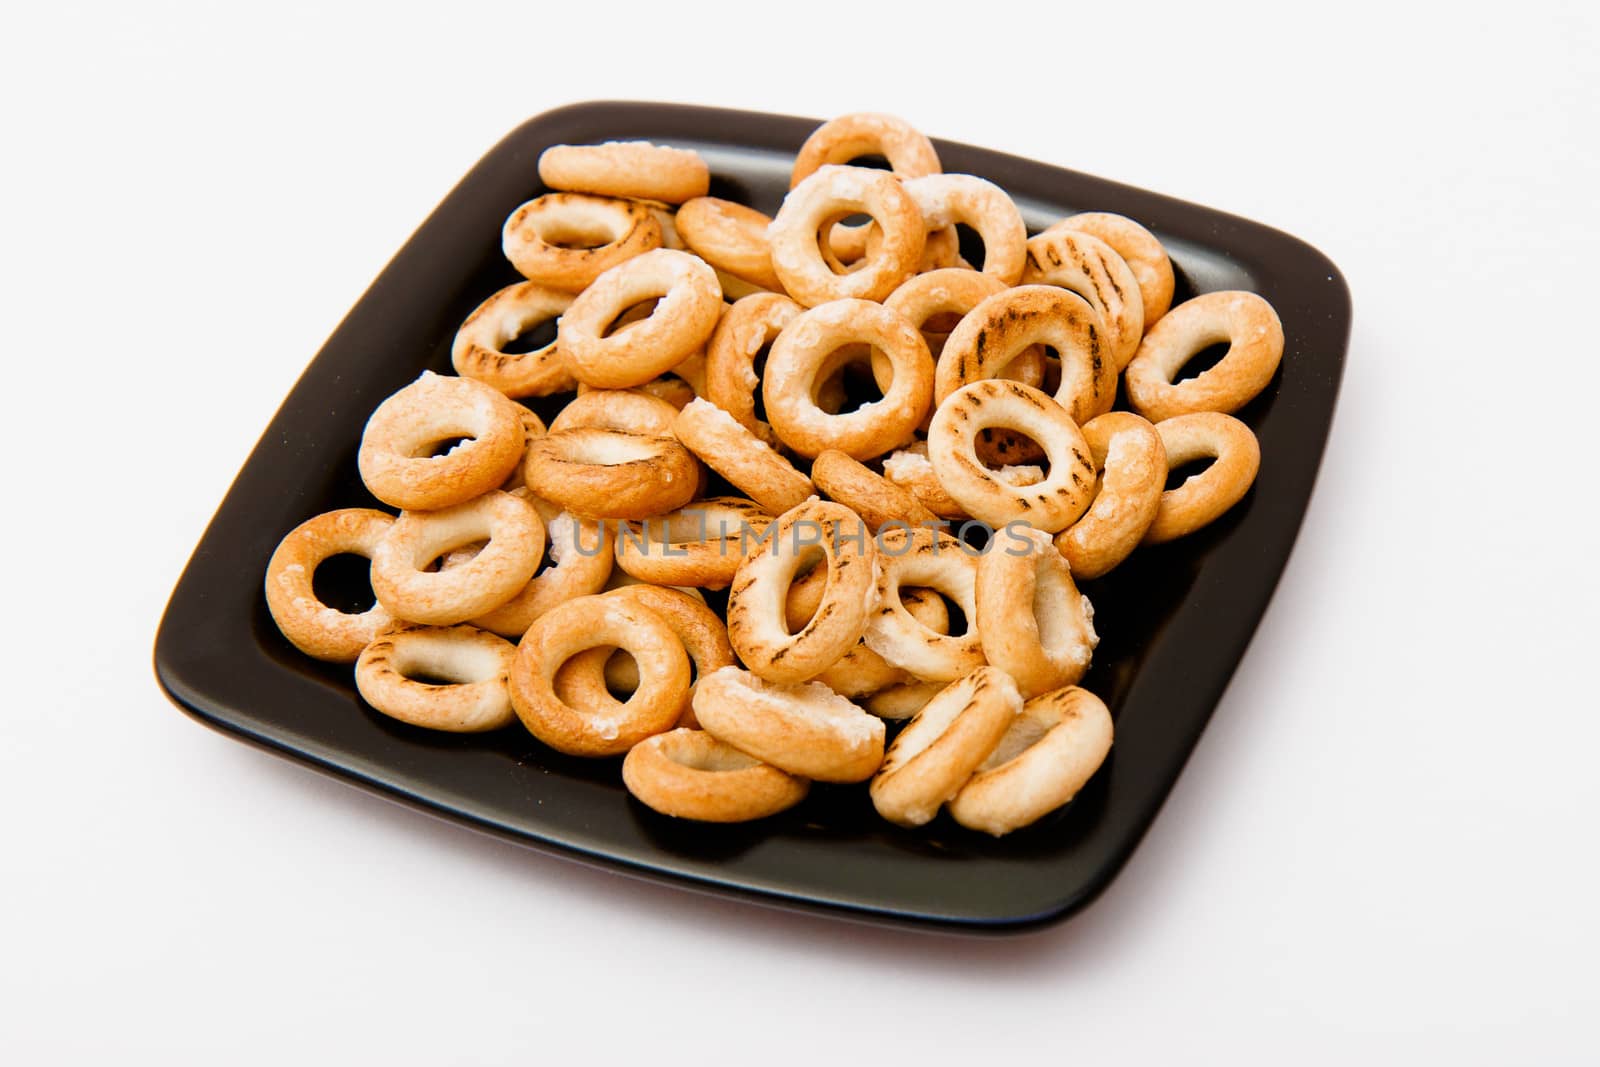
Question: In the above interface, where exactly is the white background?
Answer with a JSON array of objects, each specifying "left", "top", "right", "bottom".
[{"left": 3, "top": 2, "right": 1597, "bottom": 1062}]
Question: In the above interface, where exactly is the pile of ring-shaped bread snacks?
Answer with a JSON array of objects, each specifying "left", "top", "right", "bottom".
[{"left": 265, "top": 113, "right": 1282, "bottom": 836}]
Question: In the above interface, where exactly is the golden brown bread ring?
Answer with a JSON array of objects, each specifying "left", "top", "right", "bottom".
[
  {"left": 538, "top": 141, "right": 710, "bottom": 205},
  {"left": 523, "top": 428, "right": 699, "bottom": 521},
  {"left": 1055, "top": 412, "right": 1166, "bottom": 578},
  {"left": 622, "top": 728, "right": 809, "bottom": 822},
  {"left": 810, "top": 450, "right": 938, "bottom": 531},
  {"left": 1022, "top": 229, "right": 1145, "bottom": 373},
  {"left": 357, "top": 372, "right": 526, "bottom": 511},
  {"left": 1125, "top": 291, "right": 1284, "bottom": 422},
  {"left": 557, "top": 249, "right": 722, "bottom": 389},
  {"left": 508, "top": 595, "right": 691, "bottom": 757},
  {"left": 863, "top": 680, "right": 947, "bottom": 722},
  {"left": 469, "top": 509, "right": 612, "bottom": 637},
  {"left": 672, "top": 398, "right": 814, "bottom": 516},
  {"left": 450, "top": 282, "right": 577, "bottom": 398},
  {"left": 862, "top": 527, "right": 983, "bottom": 682},
  {"left": 926, "top": 379, "right": 1097, "bottom": 532},
  {"left": 503, "top": 193, "right": 662, "bottom": 292},
  {"left": 885, "top": 268, "right": 1006, "bottom": 354},
  {"left": 354, "top": 622, "right": 517, "bottom": 733},
  {"left": 613, "top": 497, "right": 773, "bottom": 589},
  {"left": 869, "top": 666, "right": 1021, "bottom": 827},
  {"left": 1048, "top": 212, "right": 1175, "bottom": 326},
  {"left": 1144, "top": 412, "right": 1260, "bottom": 543},
  {"left": 265, "top": 508, "right": 395, "bottom": 662},
  {"left": 948, "top": 685, "right": 1114, "bottom": 836},
  {"left": 676, "top": 197, "right": 784, "bottom": 292},
  {"left": 693, "top": 667, "right": 885, "bottom": 783},
  {"left": 935, "top": 285, "right": 1115, "bottom": 424},
  {"left": 371, "top": 490, "right": 544, "bottom": 626},
  {"left": 815, "top": 587, "right": 950, "bottom": 699},
  {"left": 703, "top": 293, "right": 803, "bottom": 447},
  {"left": 975, "top": 528, "right": 1098, "bottom": 697},
  {"left": 763, "top": 299, "right": 932, "bottom": 459},
  {"left": 768, "top": 166, "right": 926, "bottom": 306},
  {"left": 790, "top": 112, "right": 942, "bottom": 188},
  {"left": 725, "top": 499, "right": 877, "bottom": 685},
  {"left": 549, "top": 388, "right": 680, "bottom": 437},
  {"left": 899, "top": 175, "right": 1026, "bottom": 285}
]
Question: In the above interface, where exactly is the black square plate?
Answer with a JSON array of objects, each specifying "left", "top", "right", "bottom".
[{"left": 155, "top": 102, "right": 1349, "bottom": 933}]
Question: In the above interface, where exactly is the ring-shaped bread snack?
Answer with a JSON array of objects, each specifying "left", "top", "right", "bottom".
[
  {"left": 450, "top": 281, "right": 577, "bottom": 398},
  {"left": 885, "top": 268, "right": 1006, "bottom": 353},
  {"left": 935, "top": 285, "right": 1115, "bottom": 424},
  {"left": 899, "top": 174, "right": 1027, "bottom": 285},
  {"left": 548, "top": 388, "right": 681, "bottom": 437},
  {"left": 724, "top": 499, "right": 878, "bottom": 685},
  {"left": 508, "top": 595, "right": 691, "bottom": 757},
  {"left": 613, "top": 496, "right": 772, "bottom": 589},
  {"left": 503, "top": 193, "right": 662, "bottom": 292},
  {"left": 703, "top": 293, "right": 803, "bottom": 446},
  {"left": 357, "top": 372, "right": 526, "bottom": 511},
  {"left": 815, "top": 587, "right": 950, "bottom": 699},
  {"left": 371, "top": 490, "right": 545, "bottom": 626},
  {"left": 1125, "top": 291, "right": 1284, "bottom": 422},
  {"left": 1055, "top": 412, "right": 1166, "bottom": 578},
  {"left": 622, "top": 728, "right": 809, "bottom": 822},
  {"left": 538, "top": 141, "right": 710, "bottom": 204},
  {"left": 557, "top": 248, "right": 723, "bottom": 389},
  {"left": 790, "top": 112, "right": 942, "bottom": 188},
  {"left": 672, "top": 398, "right": 814, "bottom": 516},
  {"left": 523, "top": 427, "right": 700, "bottom": 521},
  {"left": 1144, "top": 412, "right": 1261, "bottom": 543},
  {"left": 767, "top": 166, "right": 926, "bottom": 306},
  {"left": 676, "top": 197, "right": 785, "bottom": 292},
  {"left": 948, "top": 685, "right": 1114, "bottom": 836},
  {"left": 810, "top": 450, "right": 938, "bottom": 531},
  {"left": 863, "top": 680, "right": 948, "bottom": 722},
  {"left": 975, "top": 528, "right": 1098, "bottom": 697},
  {"left": 926, "top": 379, "right": 1097, "bottom": 532},
  {"left": 693, "top": 667, "right": 885, "bottom": 783},
  {"left": 1022, "top": 229, "right": 1145, "bottom": 372},
  {"left": 869, "top": 666, "right": 1021, "bottom": 827},
  {"left": 469, "top": 510, "right": 612, "bottom": 637},
  {"left": 265, "top": 508, "right": 395, "bottom": 662},
  {"left": 862, "top": 526, "right": 983, "bottom": 682},
  {"left": 354, "top": 622, "right": 517, "bottom": 733},
  {"left": 762, "top": 299, "right": 932, "bottom": 459},
  {"left": 1047, "top": 211, "right": 1175, "bottom": 326}
]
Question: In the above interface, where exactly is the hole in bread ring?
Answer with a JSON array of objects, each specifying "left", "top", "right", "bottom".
[
  {"left": 370, "top": 490, "right": 545, "bottom": 626},
  {"left": 948, "top": 685, "right": 1114, "bottom": 836},
  {"left": 862, "top": 527, "right": 983, "bottom": 682},
  {"left": 1054, "top": 412, "right": 1166, "bottom": 578},
  {"left": 1125, "top": 291, "right": 1284, "bottom": 422},
  {"left": 725, "top": 499, "right": 878, "bottom": 685},
  {"left": 503, "top": 193, "right": 662, "bottom": 292},
  {"left": 926, "top": 379, "right": 1097, "bottom": 532},
  {"left": 557, "top": 249, "right": 723, "bottom": 389},
  {"left": 693, "top": 667, "right": 885, "bottom": 782},
  {"left": 763, "top": 299, "right": 932, "bottom": 459},
  {"left": 264, "top": 508, "right": 395, "bottom": 662},
  {"left": 538, "top": 141, "right": 710, "bottom": 205},
  {"left": 357, "top": 372, "right": 527, "bottom": 511},
  {"left": 354, "top": 622, "right": 517, "bottom": 733},
  {"left": 673, "top": 398, "right": 814, "bottom": 516},
  {"left": 768, "top": 166, "right": 926, "bottom": 306},
  {"left": 869, "top": 666, "right": 1021, "bottom": 827},
  {"left": 703, "top": 292, "right": 803, "bottom": 448},
  {"left": 508, "top": 595, "right": 692, "bottom": 757},
  {"left": 622, "top": 728, "right": 809, "bottom": 822},
  {"left": 614, "top": 497, "right": 773, "bottom": 590},
  {"left": 523, "top": 427, "right": 700, "bottom": 521},
  {"left": 676, "top": 197, "right": 784, "bottom": 292},
  {"left": 975, "top": 528, "right": 1098, "bottom": 697},
  {"left": 1143, "top": 412, "right": 1260, "bottom": 544},
  {"left": 451, "top": 282, "right": 577, "bottom": 398},
  {"left": 1022, "top": 229, "right": 1146, "bottom": 373},
  {"left": 1047, "top": 211, "right": 1175, "bottom": 326}
]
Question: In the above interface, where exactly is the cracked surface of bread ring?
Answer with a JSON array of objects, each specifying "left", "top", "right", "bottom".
[
  {"left": 693, "top": 667, "right": 885, "bottom": 782},
  {"left": 357, "top": 372, "right": 526, "bottom": 511},
  {"left": 976, "top": 528, "right": 1098, "bottom": 697},
  {"left": 672, "top": 398, "right": 813, "bottom": 515},
  {"left": 767, "top": 166, "right": 926, "bottom": 306},
  {"left": 926, "top": 379, "right": 1097, "bottom": 532},
  {"left": 725, "top": 499, "right": 877, "bottom": 685},
  {"left": 508, "top": 595, "right": 691, "bottom": 757},
  {"left": 371, "top": 491, "right": 544, "bottom": 625},
  {"left": 763, "top": 299, "right": 932, "bottom": 459},
  {"left": 622, "top": 729, "right": 809, "bottom": 822},
  {"left": 556, "top": 249, "right": 722, "bottom": 388},
  {"left": 538, "top": 141, "right": 710, "bottom": 204},
  {"left": 899, "top": 174, "right": 1027, "bottom": 285},
  {"left": 1048, "top": 211, "right": 1175, "bottom": 326},
  {"left": 614, "top": 496, "right": 773, "bottom": 589},
  {"left": 949, "top": 685, "right": 1113, "bottom": 836},
  {"left": 354, "top": 622, "right": 516, "bottom": 732},
  {"left": 1145, "top": 412, "right": 1260, "bottom": 543},
  {"left": 523, "top": 427, "right": 699, "bottom": 521},
  {"left": 451, "top": 281, "right": 577, "bottom": 397},
  {"left": 1022, "top": 229, "right": 1145, "bottom": 372},
  {"left": 703, "top": 293, "right": 802, "bottom": 446},
  {"left": 264, "top": 508, "right": 395, "bottom": 662},
  {"left": 1125, "top": 291, "right": 1284, "bottom": 421},
  {"left": 862, "top": 527, "right": 983, "bottom": 682},
  {"left": 869, "top": 666, "right": 1021, "bottom": 827},
  {"left": 676, "top": 197, "right": 784, "bottom": 292},
  {"left": 503, "top": 193, "right": 662, "bottom": 292},
  {"left": 1055, "top": 412, "right": 1166, "bottom": 578}
]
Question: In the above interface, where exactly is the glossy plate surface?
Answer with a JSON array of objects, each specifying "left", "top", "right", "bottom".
[{"left": 154, "top": 101, "right": 1350, "bottom": 932}]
